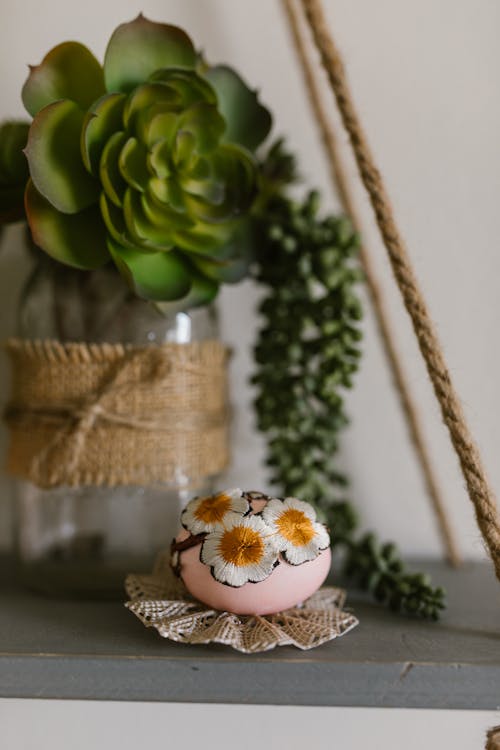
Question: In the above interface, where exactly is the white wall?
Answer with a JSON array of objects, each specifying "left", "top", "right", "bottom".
[
  {"left": 2, "top": 700, "right": 499, "bottom": 750},
  {"left": 1, "top": 0, "right": 499, "bottom": 561}
]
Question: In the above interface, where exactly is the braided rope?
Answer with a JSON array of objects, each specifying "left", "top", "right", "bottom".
[
  {"left": 281, "top": 0, "right": 461, "bottom": 565},
  {"left": 300, "top": 0, "right": 500, "bottom": 579},
  {"left": 486, "top": 726, "right": 500, "bottom": 750}
]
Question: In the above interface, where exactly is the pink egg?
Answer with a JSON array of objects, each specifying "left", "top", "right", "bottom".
[{"left": 175, "top": 495, "right": 332, "bottom": 615}]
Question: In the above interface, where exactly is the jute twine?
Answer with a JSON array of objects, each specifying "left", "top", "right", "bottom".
[
  {"left": 4, "top": 338, "right": 230, "bottom": 489},
  {"left": 281, "top": 0, "right": 461, "bottom": 566},
  {"left": 299, "top": 0, "right": 500, "bottom": 581}
]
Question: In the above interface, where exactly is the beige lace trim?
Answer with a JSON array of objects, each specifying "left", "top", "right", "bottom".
[{"left": 125, "top": 552, "right": 358, "bottom": 653}]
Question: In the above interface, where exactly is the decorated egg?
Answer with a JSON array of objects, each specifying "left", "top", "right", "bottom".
[{"left": 171, "top": 489, "right": 331, "bottom": 615}]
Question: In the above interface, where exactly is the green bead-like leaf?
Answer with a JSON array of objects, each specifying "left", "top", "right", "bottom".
[
  {"left": 22, "top": 42, "right": 105, "bottom": 117},
  {"left": 206, "top": 65, "right": 272, "bottom": 150},
  {"left": 81, "top": 93, "right": 126, "bottom": 175},
  {"left": 104, "top": 15, "right": 197, "bottom": 94},
  {"left": 108, "top": 237, "right": 192, "bottom": 301},
  {"left": 25, "top": 99, "right": 100, "bottom": 214},
  {"left": 25, "top": 179, "right": 109, "bottom": 269}
]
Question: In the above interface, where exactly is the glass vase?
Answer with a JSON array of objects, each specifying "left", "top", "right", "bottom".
[{"left": 13, "top": 260, "right": 225, "bottom": 598}]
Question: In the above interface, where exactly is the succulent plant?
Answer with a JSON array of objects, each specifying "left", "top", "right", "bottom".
[{"left": 12, "top": 16, "right": 272, "bottom": 305}]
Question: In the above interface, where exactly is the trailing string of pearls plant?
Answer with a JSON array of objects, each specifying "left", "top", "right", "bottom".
[{"left": 253, "top": 141, "right": 445, "bottom": 619}]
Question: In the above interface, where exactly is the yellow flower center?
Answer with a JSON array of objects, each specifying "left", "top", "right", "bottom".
[
  {"left": 194, "top": 493, "right": 232, "bottom": 525},
  {"left": 276, "top": 508, "right": 315, "bottom": 547},
  {"left": 218, "top": 525, "right": 265, "bottom": 567}
]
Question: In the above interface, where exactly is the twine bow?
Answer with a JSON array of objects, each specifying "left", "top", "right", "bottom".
[{"left": 36, "top": 348, "right": 170, "bottom": 484}]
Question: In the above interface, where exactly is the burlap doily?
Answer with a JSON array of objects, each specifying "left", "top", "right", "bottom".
[{"left": 125, "top": 552, "right": 358, "bottom": 653}]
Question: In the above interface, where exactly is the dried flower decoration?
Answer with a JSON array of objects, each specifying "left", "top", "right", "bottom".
[
  {"left": 200, "top": 511, "right": 280, "bottom": 587},
  {"left": 262, "top": 496, "right": 330, "bottom": 565},
  {"left": 181, "top": 488, "right": 249, "bottom": 535}
]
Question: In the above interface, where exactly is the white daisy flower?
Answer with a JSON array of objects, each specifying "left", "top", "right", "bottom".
[
  {"left": 200, "top": 512, "right": 280, "bottom": 587},
  {"left": 262, "top": 496, "right": 330, "bottom": 565},
  {"left": 181, "top": 489, "right": 249, "bottom": 535}
]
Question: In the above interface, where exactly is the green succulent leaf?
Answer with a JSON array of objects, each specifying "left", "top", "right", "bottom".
[
  {"left": 190, "top": 253, "right": 248, "bottom": 284},
  {"left": 124, "top": 83, "right": 179, "bottom": 140},
  {"left": 100, "top": 192, "right": 134, "bottom": 248},
  {"left": 143, "top": 111, "right": 179, "bottom": 154},
  {"left": 121, "top": 187, "right": 191, "bottom": 251},
  {"left": 206, "top": 65, "right": 272, "bottom": 151},
  {"left": 148, "top": 172, "right": 171, "bottom": 199},
  {"left": 25, "top": 99, "right": 100, "bottom": 214},
  {"left": 99, "top": 131, "right": 127, "bottom": 207},
  {"left": 108, "top": 237, "right": 192, "bottom": 301},
  {"left": 104, "top": 15, "right": 197, "bottom": 94},
  {"left": 118, "top": 137, "right": 149, "bottom": 191},
  {"left": 173, "top": 222, "right": 234, "bottom": 255},
  {"left": 184, "top": 144, "right": 257, "bottom": 223},
  {"left": 176, "top": 102, "right": 225, "bottom": 156},
  {"left": 81, "top": 93, "right": 126, "bottom": 174},
  {"left": 184, "top": 272, "right": 218, "bottom": 306},
  {"left": 190, "top": 219, "right": 257, "bottom": 284},
  {"left": 25, "top": 179, "right": 108, "bottom": 269},
  {"left": 22, "top": 42, "right": 105, "bottom": 117},
  {"left": 178, "top": 169, "right": 225, "bottom": 205},
  {"left": 155, "top": 271, "right": 218, "bottom": 312},
  {"left": 0, "top": 120, "right": 30, "bottom": 223},
  {"left": 172, "top": 131, "right": 196, "bottom": 170},
  {"left": 149, "top": 68, "right": 217, "bottom": 108},
  {"left": 188, "top": 219, "right": 254, "bottom": 283}
]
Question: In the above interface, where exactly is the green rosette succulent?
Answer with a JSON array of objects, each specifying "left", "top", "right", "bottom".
[{"left": 20, "top": 15, "right": 272, "bottom": 305}]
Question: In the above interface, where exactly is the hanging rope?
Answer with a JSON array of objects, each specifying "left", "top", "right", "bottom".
[
  {"left": 299, "top": 0, "right": 500, "bottom": 581},
  {"left": 486, "top": 726, "right": 500, "bottom": 750},
  {"left": 280, "top": 0, "right": 461, "bottom": 566}
]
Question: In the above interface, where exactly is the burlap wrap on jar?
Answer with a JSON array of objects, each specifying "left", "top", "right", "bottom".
[{"left": 4, "top": 338, "right": 230, "bottom": 489}]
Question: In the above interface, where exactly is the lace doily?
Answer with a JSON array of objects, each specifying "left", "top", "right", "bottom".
[{"left": 125, "top": 552, "right": 358, "bottom": 653}]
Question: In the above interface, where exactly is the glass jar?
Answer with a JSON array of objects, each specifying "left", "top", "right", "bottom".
[{"left": 13, "top": 260, "right": 224, "bottom": 598}]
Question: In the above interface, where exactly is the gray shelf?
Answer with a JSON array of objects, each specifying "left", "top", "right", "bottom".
[{"left": 0, "top": 560, "right": 499, "bottom": 709}]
